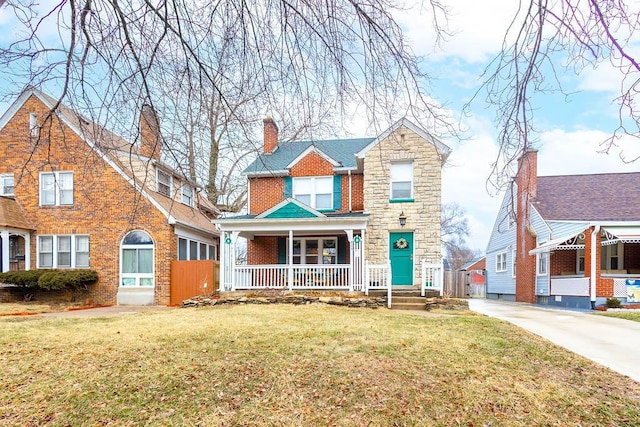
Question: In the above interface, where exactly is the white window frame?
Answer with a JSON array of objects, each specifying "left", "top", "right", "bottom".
[
  {"left": 292, "top": 176, "right": 333, "bottom": 210},
  {"left": 156, "top": 169, "right": 172, "bottom": 197},
  {"left": 181, "top": 184, "right": 193, "bottom": 206},
  {"left": 537, "top": 252, "right": 548, "bottom": 276},
  {"left": 177, "top": 237, "right": 216, "bottom": 260},
  {"left": 577, "top": 248, "right": 585, "bottom": 274},
  {"left": 512, "top": 249, "right": 517, "bottom": 278},
  {"left": 0, "top": 173, "right": 14, "bottom": 196},
  {"left": 496, "top": 252, "right": 507, "bottom": 272},
  {"left": 121, "top": 231, "right": 154, "bottom": 287},
  {"left": 601, "top": 242, "right": 624, "bottom": 271},
  {"left": 37, "top": 234, "right": 90, "bottom": 268},
  {"left": 39, "top": 171, "right": 73, "bottom": 206},
  {"left": 29, "top": 112, "right": 38, "bottom": 137},
  {"left": 390, "top": 161, "right": 414, "bottom": 200},
  {"left": 288, "top": 237, "right": 338, "bottom": 265}
]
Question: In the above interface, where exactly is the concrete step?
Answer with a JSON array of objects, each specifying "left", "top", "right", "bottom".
[
  {"left": 390, "top": 302, "right": 426, "bottom": 310},
  {"left": 393, "top": 296, "right": 427, "bottom": 304}
]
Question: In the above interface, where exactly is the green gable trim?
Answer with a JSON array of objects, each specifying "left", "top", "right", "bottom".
[{"left": 265, "top": 201, "right": 318, "bottom": 219}]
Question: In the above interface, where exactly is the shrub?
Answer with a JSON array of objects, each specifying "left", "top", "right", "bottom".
[
  {"left": 606, "top": 297, "right": 622, "bottom": 308},
  {"left": 0, "top": 269, "right": 51, "bottom": 288},
  {"left": 0, "top": 269, "right": 98, "bottom": 300}
]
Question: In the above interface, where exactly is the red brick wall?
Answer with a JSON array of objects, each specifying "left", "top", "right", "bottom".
[
  {"left": 348, "top": 173, "right": 364, "bottom": 212},
  {"left": 247, "top": 237, "right": 279, "bottom": 264},
  {"left": 249, "top": 177, "right": 284, "bottom": 215},
  {"left": 289, "top": 151, "right": 334, "bottom": 177},
  {"left": 551, "top": 249, "right": 579, "bottom": 275},
  {"left": 0, "top": 94, "right": 176, "bottom": 305}
]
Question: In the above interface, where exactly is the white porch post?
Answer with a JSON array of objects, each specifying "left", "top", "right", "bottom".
[
  {"left": 230, "top": 231, "right": 239, "bottom": 291},
  {"left": 24, "top": 232, "right": 31, "bottom": 270},
  {"left": 288, "top": 229, "right": 293, "bottom": 291},
  {"left": 346, "top": 230, "right": 354, "bottom": 291},
  {"left": 360, "top": 229, "right": 366, "bottom": 293},
  {"left": 1, "top": 230, "right": 9, "bottom": 272}
]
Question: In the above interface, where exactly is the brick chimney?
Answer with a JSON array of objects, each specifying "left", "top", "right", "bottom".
[
  {"left": 263, "top": 116, "right": 279, "bottom": 154},
  {"left": 515, "top": 148, "right": 538, "bottom": 304},
  {"left": 139, "top": 104, "right": 161, "bottom": 160}
]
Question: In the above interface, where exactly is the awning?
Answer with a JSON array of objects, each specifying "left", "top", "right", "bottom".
[
  {"left": 602, "top": 226, "right": 640, "bottom": 244},
  {"left": 529, "top": 232, "right": 585, "bottom": 255}
]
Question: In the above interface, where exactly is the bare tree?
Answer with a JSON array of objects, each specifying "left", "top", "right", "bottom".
[
  {"left": 0, "top": 0, "right": 454, "bottom": 208},
  {"left": 441, "top": 202, "right": 470, "bottom": 254},
  {"left": 474, "top": 0, "right": 640, "bottom": 190}
]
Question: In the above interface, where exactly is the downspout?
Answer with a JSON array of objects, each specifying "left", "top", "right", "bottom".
[{"left": 590, "top": 225, "right": 600, "bottom": 310}]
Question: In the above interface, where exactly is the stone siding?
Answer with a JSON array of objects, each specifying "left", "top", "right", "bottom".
[{"left": 363, "top": 126, "right": 442, "bottom": 285}]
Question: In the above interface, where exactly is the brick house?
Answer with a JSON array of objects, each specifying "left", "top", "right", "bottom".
[
  {"left": 0, "top": 88, "right": 219, "bottom": 305},
  {"left": 215, "top": 117, "right": 450, "bottom": 291},
  {"left": 486, "top": 149, "right": 640, "bottom": 309}
]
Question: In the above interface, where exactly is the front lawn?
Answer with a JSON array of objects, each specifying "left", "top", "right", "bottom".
[
  {"left": 598, "top": 310, "right": 640, "bottom": 323},
  {"left": 1, "top": 305, "right": 639, "bottom": 426}
]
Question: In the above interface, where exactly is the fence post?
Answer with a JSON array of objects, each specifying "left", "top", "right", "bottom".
[
  {"left": 364, "top": 261, "right": 369, "bottom": 296},
  {"left": 439, "top": 257, "right": 444, "bottom": 297},
  {"left": 420, "top": 259, "right": 425, "bottom": 297},
  {"left": 387, "top": 262, "right": 392, "bottom": 309}
]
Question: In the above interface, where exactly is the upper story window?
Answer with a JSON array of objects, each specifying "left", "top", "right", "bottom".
[
  {"left": 40, "top": 171, "right": 73, "bottom": 206},
  {"left": 157, "top": 169, "right": 171, "bottom": 197},
  {"left": 293, "top": 176, "right": 332, "bottom": 210},
  {"left": 181, "top": 184, "right": 193, "bottom": 206},
  {"left": 496, "top": 252, "right": 507, "bottom": 272},
  {"left": 390, "top": 161, "right": 413, "bottom": 201},
  {"left": 29, "top": 112, "right": 38, "bottom": 137},
  {"left": 1, "top": 174, "right": 14, "bottom": 196}
]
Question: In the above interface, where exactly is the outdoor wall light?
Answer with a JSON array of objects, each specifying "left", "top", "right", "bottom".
[{"left": 399, "top": 211, "right": 407, "bottom": 228}]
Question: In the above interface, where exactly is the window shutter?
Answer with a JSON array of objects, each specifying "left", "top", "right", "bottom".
[
  {"left": 284, "top": 176, "right": 292, "bottom": 198},
  {"left": 333, "top": 175, "right": 342, "bottom": 210},
  {"left": 277, "top": 237, "right": 287, "bottom": 264}
]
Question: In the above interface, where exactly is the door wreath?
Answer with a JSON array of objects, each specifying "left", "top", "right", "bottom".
[{"left": 394, "top": 238, "right": 409, "bottom": 249}]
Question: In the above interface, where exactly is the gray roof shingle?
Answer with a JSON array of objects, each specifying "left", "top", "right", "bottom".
[
  {"left": 533, "top": 172, "right": 640, "bottom": 221},
  {"left": 244, "top": 138, "right": 374, "bottom": 175}
]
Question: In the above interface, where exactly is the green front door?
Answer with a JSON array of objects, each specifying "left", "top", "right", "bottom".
[{"left": 389, "top": 232, "right": 413, "bottom": 285}]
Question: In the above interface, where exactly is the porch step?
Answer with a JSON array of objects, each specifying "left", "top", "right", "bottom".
[{"left": 368, "top": 289, "right": 440, "bottom": 310}]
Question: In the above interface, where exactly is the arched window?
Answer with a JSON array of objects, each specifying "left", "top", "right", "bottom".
[{"left": 121, "top": 230, "right": 154, "bottom": 287}]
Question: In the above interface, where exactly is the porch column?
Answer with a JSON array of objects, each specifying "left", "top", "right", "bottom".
[
  {"left": 219, "top": 231, "right": 227, "bottom": 291},
  {"left": 230, "top": 232, "right": 239, "bottom": 291},
  {"left": 346, "top": 230, "right": 354, "bottom": 291},
  {"left": 24, "top": 232, "right": 31, "bottom": 270},
  {"left": 288, "top": 229, "right": 293, "bottom": 290},
  {"left": 1, "top": 230, "right": 9, "bottom": 272},
  {"left": 360, "top": 229, "right": 366, "bottom": 293}
]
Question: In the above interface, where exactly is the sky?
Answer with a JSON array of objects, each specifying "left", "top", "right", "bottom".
[
  {"left": 392, "top": 0, "right": 640, "bottom": 252},
  {"left": 0, "top": 1, "right": 638, "bottom": 254}
]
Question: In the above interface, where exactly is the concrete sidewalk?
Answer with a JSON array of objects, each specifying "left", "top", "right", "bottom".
[
  {"left": 36, "top": 305, "right": 173, "bottom": 318},
  {"left": 468, "top": 299, "right": 640, "bottom": 383}
]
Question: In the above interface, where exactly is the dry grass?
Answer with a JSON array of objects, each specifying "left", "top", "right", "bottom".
[
  {"left": 1, "top": 304, "right": 639, "bottom": 426},
  {"left": 0, "top": 303, "right": 57, "bottom": 316},
  {"left": 598, "top": 310, "right": 640, "bottom": 323}
]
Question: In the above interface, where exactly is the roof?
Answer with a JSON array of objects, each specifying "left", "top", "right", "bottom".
[
  {"left": 244, "top": 138, "right": 374, "bottom": 175},
  {"left": 533, "top": 172, "right": 640, "bottom": 221},
  {"left": 0, "top": 197, "right": 35, "bottom": 230},
  {"left": 460, "top": 257, "right": 485, "bottom": 271},
  {"left": 0, "top": 88, "right": 217, "bottom": 235}
]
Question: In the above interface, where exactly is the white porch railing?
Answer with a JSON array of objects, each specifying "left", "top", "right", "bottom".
[
  {"left": 364, "top": 262, "right": 392, "bottom": 308},
  {"left": 421, "top": 260, "right": 443, "bottom": 297},
  {"left": 233, "top": 264, "right": 352, "bottom": 290}
]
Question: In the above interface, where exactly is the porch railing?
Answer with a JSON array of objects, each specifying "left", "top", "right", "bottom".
[
  {"left": 364, "top": 262, "right": 392, "bottom": 308},
  {"left": 233, "top": 264, "right": 352, "bottom": 290},
  {"left": 421, "top": 260, "right": 443, "bottom": 297}
]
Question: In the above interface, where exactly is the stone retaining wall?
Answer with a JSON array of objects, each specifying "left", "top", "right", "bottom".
[{"left": 182, "top": 293, "right": 386, "bottom": 309}]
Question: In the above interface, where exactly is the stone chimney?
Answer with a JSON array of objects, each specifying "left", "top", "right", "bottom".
[
  {"left": 515, "top": 147, "right": 538, "bottom": 304},
  {"left": 139, "top": 104, "right": 161, "bottom": 160},
  {"left": 263, "top": 116, "right": 279, "bottom": 154}
]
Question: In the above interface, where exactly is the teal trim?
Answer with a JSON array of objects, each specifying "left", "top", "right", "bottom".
[
  {"left": 390, "top": 198, "right": 415, "bottom": 203},
  {"left": 389, "top": 232, "right": 414, "bottom": 285},
  {"left": 333, "top": 175, "right": 342, "bottom": 210},
  {"left": 265, "top": 201, "right": 317, "bottom": 218},
  {"left": 284, "top": 176, "right": 292, "bottom": 198}
]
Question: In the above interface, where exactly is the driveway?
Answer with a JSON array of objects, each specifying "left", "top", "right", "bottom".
[{"left": 468, "top": 299, "right": 640, "bottom": 383}]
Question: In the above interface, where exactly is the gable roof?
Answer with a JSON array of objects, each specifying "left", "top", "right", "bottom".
[
  {"left": 0, "top": 197, "right": 35, "bottom": 230},
  {"left": 0, "top": 88, "right": 217, "bottom": 235},
  {"left": 244, "top": 137, "right": 374, "bottom": 176},
  {"left": 257, "top": 198, "right": 325, "bottom": 219},
  {"left": 533, "top": 172, "right": 640, "bottom": 221}
]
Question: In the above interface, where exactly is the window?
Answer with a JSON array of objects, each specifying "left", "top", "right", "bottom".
[
  {"left": 601, "top": 243, "right": 623, "bottom": 271},
  {"left": 29, "top": 112, "right": 38, "bottom": 137},
  {"left": 390, "top": 161, "right": 413, "bottom": 200},
  {"left": 208, "top": 244, "right": 217, "bottom": 260},
  {"left": 496, "top": 252, "right": 507, "bottom": 272},
  {"left": 1, "top": 174, "right": 14, "bottom": 196},
  {"left": 38, "top": 235, "right": 89, "bottom": 268},
  {"left": 182, "top": 184, "right": 193, "bottom": 206},
  {"left": 157, "top": 169, "right": 171, "bottom": 196},
  {"left": 288, "top": 238, "right": 337, "bottom": 265},
  {"left": 40, "top": 172, "right": 73, "bottom": 206},
  {"left": 577, "top": 249, "right": 585, "bottom": 273},
  {"left": 512, "top": 249, "right": 517, "bottom": 278},
  {"left": 293, "top": 177, "right": 332, "bottom": 210},
  {"left": 177, "top": 237, "right": 215, "bottom": 260},
  {"left": 537, "top": 252, "right": 548, "bottom": 276},
  {"left": 121, "top": 230, "right": 154, "bottom": 287}
]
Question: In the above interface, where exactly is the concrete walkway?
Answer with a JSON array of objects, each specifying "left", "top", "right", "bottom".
[{"left": 468, "top": 299, "right": 640, "bottom": 383}]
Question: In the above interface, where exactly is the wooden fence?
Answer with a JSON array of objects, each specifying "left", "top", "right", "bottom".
[
  {"left": 443, "top": 270, "right": 470, "bottom": 298},
  {"left": 170, "top": 260, "right": 220, "bottom": 305}
]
